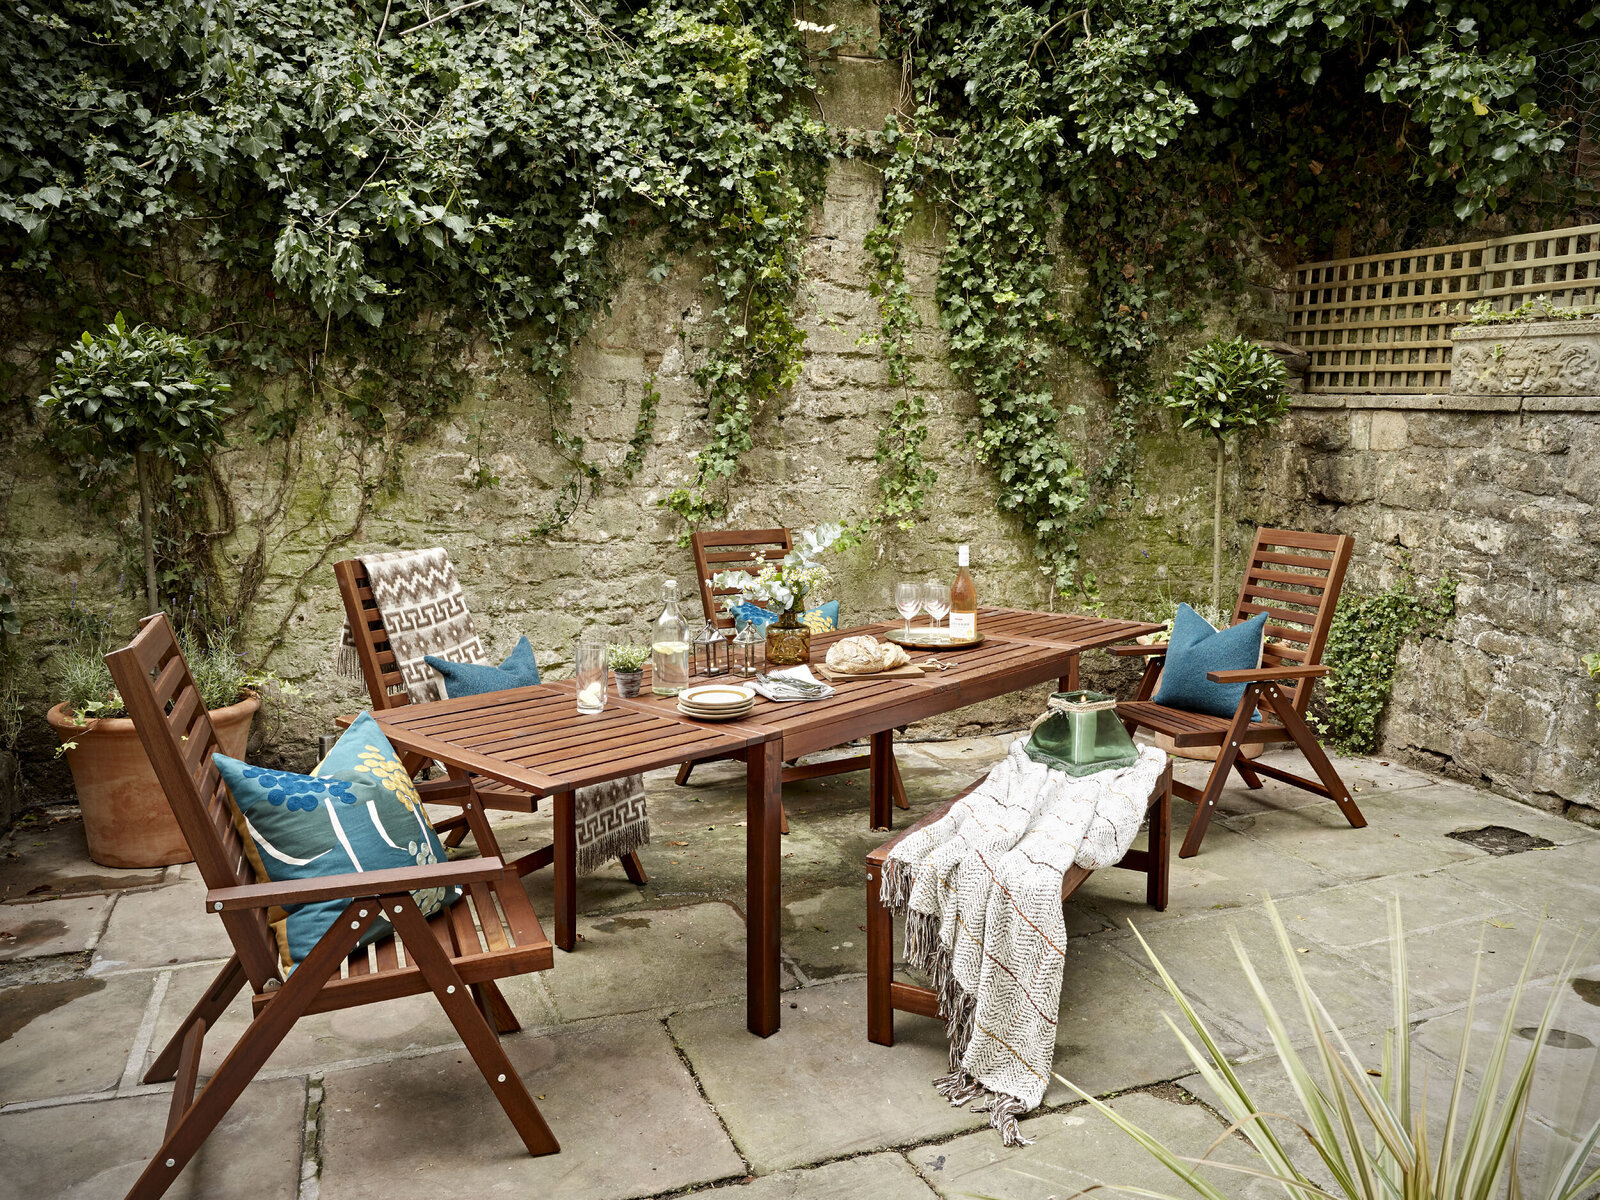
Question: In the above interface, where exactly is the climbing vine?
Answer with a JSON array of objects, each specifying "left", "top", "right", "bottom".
[
  {"left": 1316, "top": 563, "right": 1457, "bottom": 754},
  {"left": 869, "top": 0, "right": 1587, "bottom": 591}
]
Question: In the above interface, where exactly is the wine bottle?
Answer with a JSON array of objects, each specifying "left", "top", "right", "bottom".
[{"left": 948, "top": 545, "right": 977, "bottom": 639}]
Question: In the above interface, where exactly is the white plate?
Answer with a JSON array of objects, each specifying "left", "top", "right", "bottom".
[
  {"left": 678, "top": 699, "right": 755, "bottom": 713},
  {"left": 680, "top": 684, "right": 756, "bottom": 708},
  {"left": 678, "top": 703, "right": 754, "bottom": 722}
]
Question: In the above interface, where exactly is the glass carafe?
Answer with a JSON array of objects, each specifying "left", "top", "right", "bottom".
[{"left": 651, "top": 580, "right": 691, "bottom": 696}]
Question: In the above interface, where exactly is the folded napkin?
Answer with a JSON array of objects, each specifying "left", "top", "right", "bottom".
[{"left": 751, "top": 666, "right": 836, "bottom": 702}]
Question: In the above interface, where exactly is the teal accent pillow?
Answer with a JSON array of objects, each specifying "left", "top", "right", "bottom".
[
  {"left": 424, "top": 635, "right": 540, "bottom": 698},
  {"left": 216, "top": 712, "right": 462, "bottom": 967},
  {"left": 730, "top": 600, "right": 840, "bottom": 634},
  {"left": 1152, "top": 604, "right": 1270, "bottom": 719}
]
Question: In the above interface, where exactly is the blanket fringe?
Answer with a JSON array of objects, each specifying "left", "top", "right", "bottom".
[
  {"left": 878, "top": 856, "right": 914, "bottom": 910},
  {"left": 575, "top": 819, "right": 650, "bottom": 876},
  {"left": 975, "top": 1092, "right": 1033, "bottom": 1146},
  {"left": 335, "top": 631, "right": 363, "bottom": 679}
]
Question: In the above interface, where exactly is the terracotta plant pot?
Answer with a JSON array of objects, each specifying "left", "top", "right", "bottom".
[{"left": 48, "top": 692, "right": 259, "bottom": 868}]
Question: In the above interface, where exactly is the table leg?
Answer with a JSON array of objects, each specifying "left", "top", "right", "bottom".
[
  {"left": 869, "top": 730, "right": 894, "bottom": 832},
  {"left": 1057, "top": 652, "right": 1080, "bottom": 694},
  {"left": 553, "top": 790, "right": 576, "bottom": 952},
  {"left": 746, "top": 739, "right": 784, "bottom": 1037}
]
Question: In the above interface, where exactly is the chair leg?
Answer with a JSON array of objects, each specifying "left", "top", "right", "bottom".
[
  {"left": 1262, "top": 687, "right": 1367, "bottom": 829},
  {"left": 1178, "top": 687, "right": 1261, "bottom": 859},
  {"left": 383, "top": 897, "right": 559, "bottom": 1157},
  {"left": 779, "top": 803, "right": 790, "bottom": 836},
  {"left": 675, "top": 761, "right": 694, "bottom": 786},
  {"left": 866, "top": 862, "right": 894, "bottom": 1046},
  {"left": 444, "top": 823, "right": 471, "bottom": 849},
  {"left": 620, "top": 851, "right": 648, "bottom": 885},
  {"left": 144, "top": 955, "right": 247, "bottom": 1084},
  {"left": 1233, "top": 757, "right": 1265, "bottom": 790},
  {"left": 124, "top": 907, "right": 378, "bottom": 1200},
  {"left": 473, "top": 980, "right": 521, "bottom": 1035},
  {"left": 890, "top": 753, "right": 910, "bottom": 812}
]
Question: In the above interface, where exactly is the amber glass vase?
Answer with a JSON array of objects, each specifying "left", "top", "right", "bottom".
[{"left": 764, "top": 607, "right": 811, "bottom": 667}]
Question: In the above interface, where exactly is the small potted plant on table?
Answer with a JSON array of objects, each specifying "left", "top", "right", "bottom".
[{"left": 608, "top": 644, "right": 649, "bottom": 697}]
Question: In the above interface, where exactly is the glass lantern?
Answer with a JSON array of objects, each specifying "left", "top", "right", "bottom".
[
  {"left": 692, "top": 622, "right": 730, "bottom": 678},
  {"left": 732, "top": 614, "right": 764, "bottom": 677}
]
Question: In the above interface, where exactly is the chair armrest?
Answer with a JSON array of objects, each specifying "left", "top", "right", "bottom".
[
  {"left": 207, "top": 857, "right": 505, "bottom": 912},
  {"left": 1205, "top": 664, "right": 1329, "bottom": 684},
  {"left": 1110, "top": 643, "right": 1169, "bottom": 657}
]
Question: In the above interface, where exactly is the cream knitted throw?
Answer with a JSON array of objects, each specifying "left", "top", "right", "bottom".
[
  {"left": 881, "top": 740, "right": 1166, "bottom": 1144},
  {"left": 338, "top": 547, "right": 648, "bottom": 874}
]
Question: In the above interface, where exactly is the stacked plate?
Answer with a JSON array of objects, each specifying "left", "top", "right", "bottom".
[{"left": 677, "top": 683, "right": 756, "bottom": 721}]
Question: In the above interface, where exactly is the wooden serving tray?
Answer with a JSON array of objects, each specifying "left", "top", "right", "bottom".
[{"left": 883, "top": 629, "right": 986, "bottom": 651}]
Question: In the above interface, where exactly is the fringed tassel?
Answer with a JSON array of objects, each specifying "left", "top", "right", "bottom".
[
  {"left": 974, "top": 1093, "right": 1033, "bottom": 1146},
  {"left": 902, "top": 910, "right": 942, "bottom": 979},
  {"left": 878, "top": 857, "right": 915, "bottom": 909},
  {"left": 576, "top": 818, "right": 650, "bottom": 876},
  {"left": 335, "top": 626, "right": 363, "bottom": 679}
]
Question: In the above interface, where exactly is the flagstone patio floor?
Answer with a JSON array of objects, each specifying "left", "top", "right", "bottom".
[{"left": 2, "top": 736, "right": 1597, "bottom": 1200}]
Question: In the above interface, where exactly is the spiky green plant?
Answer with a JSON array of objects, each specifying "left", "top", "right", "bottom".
[{"left": 1064, "top": 900, "right": 1599, "bottom": 1200}]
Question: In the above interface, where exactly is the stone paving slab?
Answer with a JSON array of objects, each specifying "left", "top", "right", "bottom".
[
  {"left": 682, "top": 1152, "right": 939, "bottom": 1199},
  {"left": 0, "top": 815, "right": 166, "bottom": 901},
  {"left": 670, "top": 979, "right": 989, "bottom": 1173},
  {"left": 540, "top": 901, "right": 750, "bottom": 1020},
  {"left": 1438, "top": 840, "right": 1600, "bottom": 917},
  {"left": 0, "top": 894, "right": 110, "bottom": 961},
  {"left": 1223, "top": 801, "right": 1486, "bottom": 881},
  {"left": 90, "top": 882, "right": 230, "bottom": 974},
  {"left": 907, "top": 1089, "right": 1278, "bottom": 1200},
  {"left": 1116, "top": 908, "right": 1393, "bottom": 1054},
  {"left": 1276, "top": 870, "right": 1532, "bottom": 949},
  {"left": 0, "top": 1075, "right": 305, "bottom": 1199},
  {"left": 1359, "top": 782, "right": 1599, "bottom": 846},
  {"left": 319, "top": 1013, "right": 742, "bottom": 1200},
  {"left": 0, "top": 971, "right": 153, "bottom": 1104}
]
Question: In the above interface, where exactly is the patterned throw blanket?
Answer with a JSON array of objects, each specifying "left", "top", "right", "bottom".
[
  {"left": 338, "top": 547, "right": 649, "bottom": 874},
  {"left": 881, "top": 740, "right": 1167, "bottom": 1144}
]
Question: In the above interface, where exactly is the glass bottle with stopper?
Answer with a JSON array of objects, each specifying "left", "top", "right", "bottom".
[
  {"left": 652, "top": 580, "right": 691, "bottom": 696},
  {"left": 948, "top": 544, "right": 978, "bottom": 640}
]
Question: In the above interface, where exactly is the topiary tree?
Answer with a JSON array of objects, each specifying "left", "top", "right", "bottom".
[
  {"left": 1164, "top": 337, "right": 1290, "bottom": 612},
  {"left": 40, "top": 314, "right": 232, "bottom": 616}
]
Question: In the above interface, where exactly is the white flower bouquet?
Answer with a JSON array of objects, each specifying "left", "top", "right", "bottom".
[{"left": 711, "top": 523, "right": 847, "bottom": 614}]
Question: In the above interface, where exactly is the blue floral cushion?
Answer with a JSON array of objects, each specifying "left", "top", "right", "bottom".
[
  {"left": 424, "top": 635, "right": 540, "bottom": 699},
  {"left": 216, "top": 711, "right": 461, "bottom": 967},
  {"left": 730, "top": 600, "right": 840, "bottom": 634},
  {"left": 1152, "top": 604, "right": 1270, "bottom": 719}
]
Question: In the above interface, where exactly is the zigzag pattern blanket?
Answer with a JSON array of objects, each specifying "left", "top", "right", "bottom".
[
  {"left": 880, "top": 740, "right": 1166, "bottom": 1144},
  {"left": 339, "top": 547, "right": 648, "bottom": 874}
]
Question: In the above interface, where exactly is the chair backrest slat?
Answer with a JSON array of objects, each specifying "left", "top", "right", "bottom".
[
  {"left": 105, "top": 615, "right": 283, "bottom": 988},
  {"left": 1230, "top": 528, "right": 1354, "bottom": 715},
  {"left": 689, "top": 528, "right": 792, "bottom": 629},
  {"left": 334, "top": 559, "right": 412, "bottom": 711}
]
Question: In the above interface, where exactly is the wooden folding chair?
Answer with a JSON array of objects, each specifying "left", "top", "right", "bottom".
[
  {"left": 864, "top": 760, "right": 1172, "bottom": 1045},
  {"left": 674, "top": 528, "right": 909, "bottom": 831},
  {"left": 335, "top": 557, "right": 646, "bottom": 951},
  {"left": 105, "top": 614, "right": 560, "bottom": 1200},
  {"left": 1113, "top": 527, "right": 1366, "bottom": 859}
]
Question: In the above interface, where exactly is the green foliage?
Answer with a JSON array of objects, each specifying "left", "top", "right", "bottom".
[
  {"left": 1583, "top": 651, "right": 1599, "bottom": 713},
  {"left": 1318, "top": 564, "right": 1457, "bottom": 754},
  {"left": 1067, "top": 899, "right": 1600, "bottom": 1200},
  {"left": 1164, "top": 337, "right": 1290, "bottom": 441},
  {"left": 1469, "top": 297, "right": 1600, "bottom": 324},
  {"left": 3, "top": 0, "right": 826, "bottom": 554},
  {"left": 872, "top": 0, "right": 1584, "bottom": 592},
  {"left": 606, "top": 643, "right": 651, "bottom": 673},
  {"left": 862, "top": 191, "right": 937, "bottom": 532}
]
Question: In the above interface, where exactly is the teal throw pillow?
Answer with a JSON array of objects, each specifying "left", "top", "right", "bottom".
[
  {"left": 216, "top": 711, "right": 462, "bottom": 967},
  {"left": 425, "top": 635, "right": 540, "bottom": 699},
  {"left": 1152, "top": 604, "right": 1270, "bottom": 719}
]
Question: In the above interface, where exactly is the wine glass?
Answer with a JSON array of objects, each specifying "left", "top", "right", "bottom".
[
  {"left": 894, "top": 582, "right": 923, "bottom": 639},
  {"left": 922, "top": 582, "right": 950, "bottom": 635}
]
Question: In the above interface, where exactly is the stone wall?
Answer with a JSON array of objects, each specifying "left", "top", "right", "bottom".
[{"left": 1234, "top": 326, "right": 1600, "bottom": 819}]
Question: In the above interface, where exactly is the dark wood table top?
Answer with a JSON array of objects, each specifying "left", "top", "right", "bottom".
[{"left": 367, "top": 682, "right": 778, "bottom": 798}]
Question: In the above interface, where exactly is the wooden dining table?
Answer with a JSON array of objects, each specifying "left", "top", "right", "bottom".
[{"left": 366, "top": 606, "right": 1158, "bottom": 1038}]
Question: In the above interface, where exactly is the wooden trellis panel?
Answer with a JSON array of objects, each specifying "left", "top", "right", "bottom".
[{"left": 1289, "top": 224, "right": 1600, "bottom": 393}]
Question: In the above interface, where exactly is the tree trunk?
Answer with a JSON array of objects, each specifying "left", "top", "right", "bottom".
[
  {"left": 136, "top": 449, "right": 159, "bottom": 616},
  {"left": 1212, "top": 435, "right": 1225, "bottom": 616}
]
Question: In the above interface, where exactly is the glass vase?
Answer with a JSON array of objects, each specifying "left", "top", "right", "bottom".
[{"left": 764, "top": 607, "right": 811, "bottom": 667}]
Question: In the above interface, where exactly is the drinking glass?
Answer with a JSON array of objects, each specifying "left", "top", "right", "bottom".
[
  {"left": 922, "top": 581, "right": 950, "bottom": 634},
  {"left": 574, "top": 639, "right": 608, "bottom": 714},
  {"left": 894, "top": 582, "right": 923, "bottom": 639}
]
